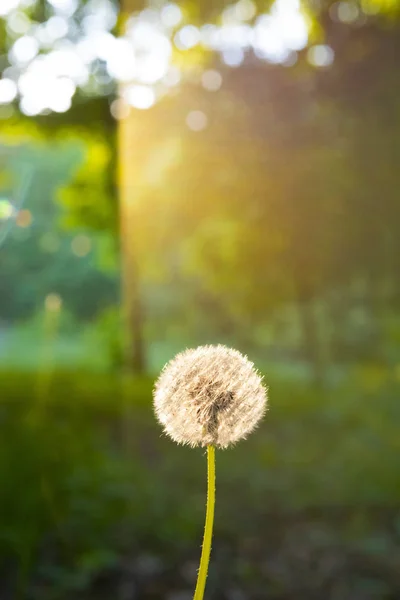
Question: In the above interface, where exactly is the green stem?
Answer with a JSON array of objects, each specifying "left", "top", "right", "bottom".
[{"left": 194, "top": 445, "right": 216, "bottom": 600}]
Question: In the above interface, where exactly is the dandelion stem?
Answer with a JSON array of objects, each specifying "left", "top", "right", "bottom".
[{"left": 194, "top": 445, "right": 216, "bottom": 600}]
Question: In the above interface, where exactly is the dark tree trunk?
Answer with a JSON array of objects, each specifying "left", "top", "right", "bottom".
[
  {"left": 294, "top": 274, "right": 326, "bottom": 388},
  {"left": 118, "top": 86, "right": 146, "bottom": 375}
]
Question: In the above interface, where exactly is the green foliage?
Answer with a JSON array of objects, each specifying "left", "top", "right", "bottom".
[
  {"left": 57, "top": 135, "right": 118, "bottom": 239},
  {"left": 0, "top": 401, "right": 130, "bottom": 595},
  {"left": 0, "top": 140, "right": 119, "bottom": 322}
]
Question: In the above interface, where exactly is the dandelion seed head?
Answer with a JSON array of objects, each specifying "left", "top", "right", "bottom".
[{"left": 153, "top": 345, "right": 267, "bottom": 448}]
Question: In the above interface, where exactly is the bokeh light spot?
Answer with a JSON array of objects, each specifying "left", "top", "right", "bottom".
[
  {"left": 0, "top": 0, "right": 20, "bottom": 17},
  {"left": 174, "top": 25, "right": 200, "bottom": 50},
  {"left": 106, "top": 38, "right": 137, "bottom": 81},
  {"left": 124, "top": 85, "right": 155, "bottom": 110},
  {"left": 40, "top": 233, "right": 60, "bottom": 253},
  {"left": 46, "top": 77, "right": 75, "bottom": 112},
  {"left": 47, "top": 0, "right": 78, "bottom": 17},
  {"left": 10, "top": 36, "right": 39, "bottom": 64},
  {"left": 235, "top": 0, "right": 257, "bottom": 21},
  {"left": 7, "top": 12, "right": 31, "bottom": 35},
  {"left": 19, "top": 95, "right": 45, "bottom": 116},
  {"left": 307, "top": 44, "right": 335, "bottom": 67},
  {"left": 161, "top": 3, "right": 183, "bottom": 28},
  {"left": 186, "top": 110, "right": 208, "bottom": 132},
  {"left": 222, "top": 48, "right": 245, "bottom": 67},
  {"left": 110, "top": 98, "right": 130, "bottom": 120},
  {"left": 0, "top": 79, "right": 17, "bottom": 104},
  {"left": 0, "top": 199, "right": 14, "bottom": 220},
  {"left": 337, "top": 1, "right": 359, "bottom": 23},
  {"left": 45, "top": 293, "right": 63, "bottom": 312},
  {"left": 202, "top": 69, "right": 223, "bottom": 91},
  {"left": 16, "top": 209, "right": 32, "bottom": 228},
  {"left": 45, "top": 16, "right": 70, "bottom": 41},
  {"left": 163, "top": 66, "right": 181, "bottom": 87},
  {"left": 71, "top": 234, "right": 92, "bottom": 257}
]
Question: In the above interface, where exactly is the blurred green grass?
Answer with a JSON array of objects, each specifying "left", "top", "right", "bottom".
[
  {"left": 1, "top": 369, "right": 399, "bottom": 597},
  {"left": 2, "top": 368, "right": 399, "bottom": 505}
]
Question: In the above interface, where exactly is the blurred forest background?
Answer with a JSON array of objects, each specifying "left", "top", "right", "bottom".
[{"left": 1, "top": 0, "right": 400, "bottom": 598}]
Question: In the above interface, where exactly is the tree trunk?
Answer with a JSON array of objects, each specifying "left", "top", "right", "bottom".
[
  {"left": 118, "top": 107, "right": 146, "bottom": 374},
  {"left": 298, "top": 298, "right": 326, "bottom": 387},
  {"left": 328, "top": 290, "right": 348, "bottom": 363},
  {"left": 118, "top": 0, "right": 146, "bottom": 374},
  {"left": 294, "top": 274, "right": 327, "bottom": 387}
]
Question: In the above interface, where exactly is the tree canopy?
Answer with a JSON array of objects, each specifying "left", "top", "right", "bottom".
[{"left": 1, "top": 0, "right": 400, "bottom": 117}]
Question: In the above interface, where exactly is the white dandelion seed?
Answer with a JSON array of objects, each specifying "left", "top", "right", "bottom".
[{"left": 153, "top": 344, "right": 267, "bottom": 449}]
